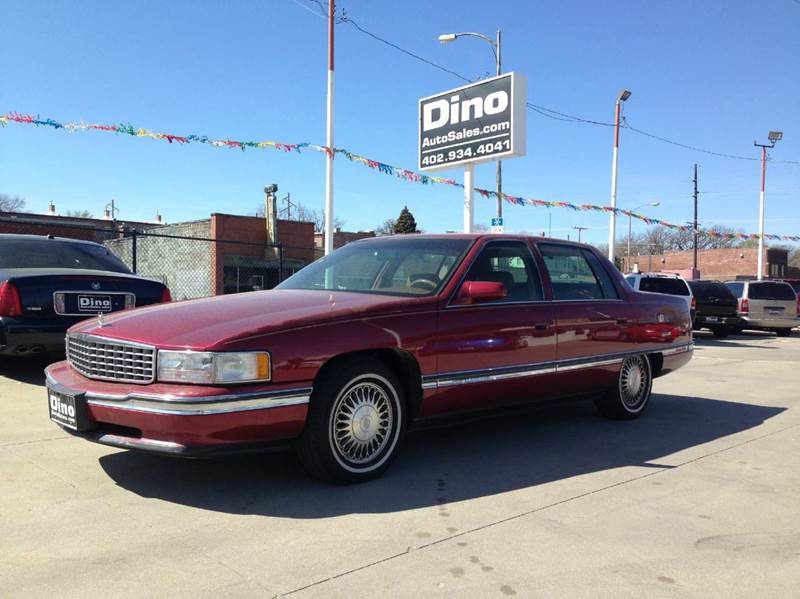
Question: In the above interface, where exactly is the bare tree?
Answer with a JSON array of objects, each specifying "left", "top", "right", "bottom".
[
  {"left": 375, "top": 218, "right": 396, "bottom": 236},
  {"left": 0, "top": 193, "right": 26, "bottom": 212},
  {"left": 65, "top": 209, "right": 93, "bottom": 218},
  {"left": 256, "top": 201, "right": 343, "bottom": 232}
]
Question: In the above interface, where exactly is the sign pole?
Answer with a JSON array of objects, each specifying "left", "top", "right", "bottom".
[
  {"left": 323, "top": 0, "right": 335, "bottom": 256},
  {"left": 464, "top": 164, "right": 474, "bottom": 233}
]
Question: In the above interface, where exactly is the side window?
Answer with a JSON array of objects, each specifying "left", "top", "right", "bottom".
[
  {"left": 463, "top": 241, "right": 542, "bottom": 302},
  {"left": 625, "top": 275, "right": 637, "bottom": 288},
  {"left": 725, "top": 282, "right": 744, "bottom": 298},
  {"left": 582, "top": 250, "right": 619, "bottom": 299},
  {"left": 539, "top": 243, "right": 611, "bottom": 301}
]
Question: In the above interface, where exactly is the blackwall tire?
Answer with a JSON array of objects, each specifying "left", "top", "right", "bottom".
[
  {"left": 711, "top": 327, "right": 730, "bottom": 339},
  {"left": 296, "top": 358, "right": 407, "bottom": 484},
  {"left": 595, "top": 354, "right": 653, "bottom": 420}
]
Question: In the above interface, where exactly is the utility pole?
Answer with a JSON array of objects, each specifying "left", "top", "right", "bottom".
[
  {"left": 693, "top": 164, "right": 699, "bottom": 273},
  {"left": 573, "top": 226, "right": 588, "bottom": 243}
]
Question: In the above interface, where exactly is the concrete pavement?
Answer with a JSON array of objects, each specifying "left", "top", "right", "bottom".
[{"left": 1, "top": 331, "right": 798, "bottom": 598}]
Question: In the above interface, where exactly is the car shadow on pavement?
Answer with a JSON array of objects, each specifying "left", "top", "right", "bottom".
[
  {"left": 99, "top": 394, "right": 785, "bottom": 518},
  {"left": 0, "top": 356, "right": 60, "bottom": 386}
]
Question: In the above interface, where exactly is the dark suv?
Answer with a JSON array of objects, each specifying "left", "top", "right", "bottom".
[{"left": 688, "top": 280, "right": 742, "bottom": 338}]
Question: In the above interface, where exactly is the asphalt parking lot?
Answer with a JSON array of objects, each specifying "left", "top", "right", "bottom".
[{"left": 1, "top": 332, "right": 799, "bottom": 598}]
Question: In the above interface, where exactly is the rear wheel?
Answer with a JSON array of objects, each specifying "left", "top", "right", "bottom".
[
  {"left": 595, "top": 354, "right": 652, "bottom": 420},
  {"left": 775, "top": 328, "right": 792, "bottom": 337},
  {"left": 711, "top": 327, "right": 730, "bottom": 339},
  {"left": 296, "top": 358, "right": 406, "bottom": 484}
]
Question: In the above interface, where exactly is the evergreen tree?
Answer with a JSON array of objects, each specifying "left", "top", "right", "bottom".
[{"left": 393, "top": 206, "right": 418, "bottom": 234}]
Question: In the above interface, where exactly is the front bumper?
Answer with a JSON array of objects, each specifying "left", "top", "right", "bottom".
[{"left": 45, "top": 361, "right": 311, "bottom": 456}]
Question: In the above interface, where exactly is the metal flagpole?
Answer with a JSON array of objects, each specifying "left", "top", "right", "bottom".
[
  {"left": 464, "top": 164, "right": 475, "bottom": 233},
  {"left": 323, "top": 0, "right": 335, "bottom": 256}
]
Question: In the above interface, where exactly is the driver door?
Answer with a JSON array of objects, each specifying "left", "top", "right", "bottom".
[{"left": 423, "top": 240, "right": 558, "bottom": 416}]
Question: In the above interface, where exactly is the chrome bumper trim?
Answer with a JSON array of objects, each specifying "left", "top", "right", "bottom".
[{"left": 45, "top": 371, "right": 311, "bottom": 416}]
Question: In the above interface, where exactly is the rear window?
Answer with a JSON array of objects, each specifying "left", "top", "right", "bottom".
[
  {"left": 748, "top": 282, "right": 796, "bottom": 301},
  {"left": 688, "top": 281, "right": 735, "bottom": 300},
  {"left": 0, "top": 238, "right": 131, "bottom": 273},
  {"left": 725, "top": 282, "right": 744, "bottom": 297},
  {"left": 639, "top": 277, "right": 690, "bottom": 296}
]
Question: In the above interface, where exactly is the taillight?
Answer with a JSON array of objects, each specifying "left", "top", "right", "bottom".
[
  {"left": 0, "top": 281, "right": 23, "bottom": 316},
  {"left": 796, "top": 295, "right": 799, "bottom": 317},
  {"left": 739, "top": 298, "right": 749, "bottom": 315},
  {"left": 691, "top": 296, "right": 696, "bottom": 311},
  {"left": 161, "top": 288, "right": 172, "bottom": 303}
]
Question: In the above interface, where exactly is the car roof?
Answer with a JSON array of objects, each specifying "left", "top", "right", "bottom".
[
  {"left": 631, "top": 272, "right": 685, "bottom": 279},
  {"left": 0, "top": 233, "right": 103, "bottom": 247},
  {"left": 356, "top": 233, "right": 597, "bottom": 250}
]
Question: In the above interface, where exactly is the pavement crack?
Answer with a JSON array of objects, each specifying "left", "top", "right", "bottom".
[{"left": 280, "top": 421, "right": 800, "bottom": 596}]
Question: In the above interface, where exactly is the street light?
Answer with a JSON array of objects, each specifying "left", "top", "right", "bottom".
[
  {"left": 572, "top": 226, "right": 588, "bottom": 243},
  {"left": 439, "top": 30, "right": 503, "bottom": 223},
  {"left": 627, "top": 202, "right": 659, "bottom": 272},
  {"left": 608, "top": 89, "right": 632, "bottom": 265},
  {"left": 754, "top": 130, "right": 783, "bottom": 280}
]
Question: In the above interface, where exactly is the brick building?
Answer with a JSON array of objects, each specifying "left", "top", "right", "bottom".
[
  {"left": 105, "top": 213, "right": 316, "bottom": 299},
  {"left": 314, "top": 228, "right": 376, "bottom": 258},
  {"left": 624, "top": 247, "right": 795, "bottom": 280},
  {"left": 0, "top": 210, "right": 159, "bottom": 241}
]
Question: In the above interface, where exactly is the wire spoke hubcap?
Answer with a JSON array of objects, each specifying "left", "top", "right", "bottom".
[
  {"left": 332, "top": 381, "right": 393, "bottom": 465},
  {"left": 620, "top": 356, "right": 648, "bottom": 408}
]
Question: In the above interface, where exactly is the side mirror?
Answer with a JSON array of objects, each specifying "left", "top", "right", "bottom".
[{"left": 455, "top": 280, "right": 507, "bottom": 304}]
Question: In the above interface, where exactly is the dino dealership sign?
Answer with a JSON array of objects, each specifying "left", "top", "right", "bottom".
[{"left": 418, "top": 73, "right": 526, "bottom": 172}]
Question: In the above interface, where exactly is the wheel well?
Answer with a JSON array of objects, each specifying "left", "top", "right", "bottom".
[
  {"left": 647, "top": 352, "right": 664, "bottom": 378},
  {"left": 314, "top": 349, "right": 424, "bottom": 419}
]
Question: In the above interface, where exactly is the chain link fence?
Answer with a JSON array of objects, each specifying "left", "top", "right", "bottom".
[{"left": 0, "top": 215, "right": 317, "bottom": 300}]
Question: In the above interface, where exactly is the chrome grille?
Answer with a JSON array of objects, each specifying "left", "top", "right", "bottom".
[{"left": 67, "top": 334, "right": 155, "bottom": 384}]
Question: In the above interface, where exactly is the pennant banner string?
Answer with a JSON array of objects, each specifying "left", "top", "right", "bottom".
[{"left": 2, "top": 112, "right": 798, "bottom": 243}]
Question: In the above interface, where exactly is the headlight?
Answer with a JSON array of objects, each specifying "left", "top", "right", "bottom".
[{"left": 157, "top": 351, "right": 271, "bottom": 384}]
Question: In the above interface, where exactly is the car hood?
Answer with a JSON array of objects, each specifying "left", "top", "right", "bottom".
[{"left": 69, "top": 289, "right": 427, "bottom": 349}]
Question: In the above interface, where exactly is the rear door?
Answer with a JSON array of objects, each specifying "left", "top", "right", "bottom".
[
  {"left": 537, "top": 242, "right": 633, "bottom": 394},
  {"left": 747, "top": 282, "right": 797, "bottom": 321}
]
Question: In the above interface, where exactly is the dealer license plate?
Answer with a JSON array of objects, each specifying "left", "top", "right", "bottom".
[{"left": 48, "top": 387, "right": 92, "bottom": 431}]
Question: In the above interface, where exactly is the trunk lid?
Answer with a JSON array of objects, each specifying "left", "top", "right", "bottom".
[{"left": 3, "top": 268, "right": 166, "bottom": 319}]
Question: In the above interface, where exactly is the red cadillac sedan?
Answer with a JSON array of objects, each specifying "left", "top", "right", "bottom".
[{"left": 46, "top": 235, "right": 693, "bottom": 483}]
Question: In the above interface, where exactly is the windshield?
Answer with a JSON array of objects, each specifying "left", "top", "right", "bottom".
[
  {"left": 689, "top": 281, "right": 735, "bottom": 300},
  {"left": 0, "top": 238, "right": 132, "bottom": 273},
  {"left": 277, "top": 237, "right": 471, "bottom": 296}
]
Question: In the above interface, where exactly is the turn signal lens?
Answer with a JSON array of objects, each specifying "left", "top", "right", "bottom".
[
  {"left": 0, "top": 281, "right": 22, "bottom": 316},
  {"left": 740, "top": 298, "right": 749, "bottom": 315}
]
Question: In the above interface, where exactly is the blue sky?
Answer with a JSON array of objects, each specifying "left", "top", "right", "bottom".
[{"left": 1, "top": 0, "right": 798, "bottom": 246}]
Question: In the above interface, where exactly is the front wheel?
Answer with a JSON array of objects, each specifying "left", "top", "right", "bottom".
[
  {"left": 296, "top": 358, "right": 407, "bottom": 484},
  {"left": 595, "top": 354, "right": 653, "bottom": 420}
]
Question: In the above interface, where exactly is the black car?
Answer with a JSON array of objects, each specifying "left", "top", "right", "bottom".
[
  {"left": 688, "top": 279, "right": 742, "bottom": 338},
  {"left": 0, "top": 234, "right": 170, "bottom": 356}
]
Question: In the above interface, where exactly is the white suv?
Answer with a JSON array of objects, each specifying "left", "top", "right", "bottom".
[{"left": 625, "top": 272, "right": 695, "bottom": 323}]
